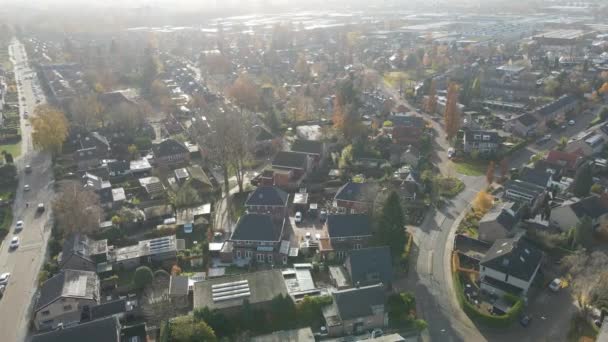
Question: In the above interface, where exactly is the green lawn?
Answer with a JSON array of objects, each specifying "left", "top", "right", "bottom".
[
  {"left": 453, "top": 160, "right": 488, "bottom": 176},
  {"left": 0, "top": 141, "right": 22, "bottom": 158}
]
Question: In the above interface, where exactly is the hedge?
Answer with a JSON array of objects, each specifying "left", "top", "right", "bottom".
[{"left": 453, "top": 272, "right": 523, "bottom": 328}]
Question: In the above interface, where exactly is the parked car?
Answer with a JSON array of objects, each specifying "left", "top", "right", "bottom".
[
  {"left": 9, "top": 237, "right": 19, "bottom": 249},
  {"left": 15, "top": 220, "right": 23, "bottom": 232},
  {"left": 568, "top": 120, "right": 575, "bottom": 126},
  {"left": 519, "top": 314, "right": 532, "bottom": 327},
  {"left": 549, "top": 278, "right": 561, "bottom": 292},
  {"left": 0, "top": 273, "right": 10, "bottom": 285},
  {"left": 23, "top": 184, "right": 30, "bottom": 191},
  {"left": 24, "top": 165, "right": 32, "bottom": 173},
  {"left": 295, "top": 211, "right": 303, "bottom": 224},
  {"left": 319, "top": 210, "right": 327, "bottom": 223},
  {"left": 37, "top": 203, "right": 45, "bottom": 213},
  {"left": 371, "top": 329, "right": 384, "bottom": 338}
]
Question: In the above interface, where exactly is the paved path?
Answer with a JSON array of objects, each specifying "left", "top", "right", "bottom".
[{"left": 0, "top": 39, "right": 54, "bottom": 342}]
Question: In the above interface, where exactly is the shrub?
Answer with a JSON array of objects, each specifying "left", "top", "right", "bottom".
[
  {"left": 133, "top": 266, "right": 154, "bottom": 289},
  {"left": 400, "top": 234, "right": 414, "bottom": 271}
]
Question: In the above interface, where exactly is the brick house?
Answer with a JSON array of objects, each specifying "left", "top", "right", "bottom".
[
  {"left": 245, "top": 186, "right": 289, "bottom": 219},
  {"left": 229, "top": 214, "right": 289, "bottom": 265},
  {"left": 152, "top": 138, "right": 190, "bottom": 165},
  {"left": 74, "top": 132, "right": 111, "bottom": 171},
  {"left": 333, "top": 182, "right": 378, "bottom": 214},
  {"left": 290, "top": 139, "right": 326, "bottom": 168},
  {"left": 320, "top": 214, "right": 373, "bottom": 259},
  {"left": 271, "top": 151, "right": 312, "bottom": 187}
]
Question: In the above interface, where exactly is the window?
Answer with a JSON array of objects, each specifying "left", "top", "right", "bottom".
[
  {"left": 337, "top": 251, "right": 347, "bottom": 259},
  {"left": 41, "top": 310, "right": 50, "bottom": 316},
  {"left": 267, "top": 254, "right": 273, "bottom": 263},
  {"left": 63, "top": 305, "right": 72, "bottom": 311},
  {"left": 236, "top": 250, "right": 242, "bottom": 259},
  {"left": 245, "top": 250, "right": 253, "bottom": 258},
  {"left": 354, "top": 243, "right": 362, "bottom": 250},
  {"left": 257, "top": 254, "right": 265, "bottom": 263}
]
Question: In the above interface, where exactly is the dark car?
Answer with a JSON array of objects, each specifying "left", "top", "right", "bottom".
[{"left": 519, "top": 314, "right": 532, "bottom": 327}]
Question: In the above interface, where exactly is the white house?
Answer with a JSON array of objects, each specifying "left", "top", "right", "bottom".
[{"left": 479, "top": 236, "right": 542, "bottom": 297}]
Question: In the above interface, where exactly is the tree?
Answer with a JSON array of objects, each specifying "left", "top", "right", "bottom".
[
  {"left": 193, "top": 308, "right": 234, "bottom": 338},
  {"left": 443, "top": 83, "right": 460, "bottom": 140},
  {"left": 52, "top": 181, "right": 102, "bottom": 236},
  {"left": 133, "top": 266, "right": 154, "bottom": 290},
  {"left": 424, "top": 79, "right": 437, "bottom": 114},
  {"left": 31, "top": 105, "right": 69, "bottom": 155},
  {"left": 486, "top": 161, "right": 495, "bottom": 185},
  {"left": 573, "top": 163, "right": 593, "bottom": 197},
  {"left": 173, "top": 181, "right": 201, "bottom": 209},
  {"left": 69, "top": 93, "right": 104, "bottom": 130},
  {"left": 226, "top": 74, "right": 259, "bottom": 114},
  {"left": 1, "top": 151, "right": 13, "bottom": 164},
  {"left": 170, "top": 315, "right": 217, "bottom": 342},
  {"left": 557, "top": 136, "right": 568, "bottom": 151},
  {"left": 375, "top": 191, "right": 407, "bottom": 258},
  {"left": 473, "top": 191, "right": 494, "bottom": 214},
  {"left": 573, "top": 216, "right": 594, "bottom": 249}
]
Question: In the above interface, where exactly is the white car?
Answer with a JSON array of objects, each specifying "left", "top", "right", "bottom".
[
  {"left": 549, "top": 278, "right": 561, "bottom": 292},
  {"left": 15, "top": 220, "right": 23, "bottom": 232},
  {"left": 9, "top": 237, "right": 19, "bottom": 249},
  {"left": 568, "top": 120, "right": 575, "bottom": 126},
  {"left": 0, "top": 273, "right": 10, "bottom": 285},
  {"left": 295, "top": 211, "right": 303, "bottom": 224},
  {"left": 24, "top": 184, "right": 30, "bottom": 191},
  {"left": 447, "top": 147, "right": 456, "bottom": 158}
]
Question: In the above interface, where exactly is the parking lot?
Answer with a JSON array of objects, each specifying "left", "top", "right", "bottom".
[{"left": 289, "top": 210, "right": 328, "bottom": 247}]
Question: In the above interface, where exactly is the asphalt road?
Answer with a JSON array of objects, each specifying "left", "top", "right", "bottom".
[{"left": 0, "top": 39, "right": 54, "bottom": 342}]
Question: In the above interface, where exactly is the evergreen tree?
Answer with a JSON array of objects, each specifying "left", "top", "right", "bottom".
[
  {"left": 573, "top": 163, "right": 593, "bottom": 197},
  {"left": 376, "top": 191, "right": 407, "bottom": 258},
  {"left": 425, "top": 79, "right": 437, "bottom": 114}
]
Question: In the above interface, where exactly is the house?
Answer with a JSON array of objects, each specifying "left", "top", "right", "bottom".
[
  {"left": 510, "top": 113, "right": 538, "bottom": 137},
  {"left": 106, "top": 160, "right": 130, "bottom": 178},
  {"left": 533, "top": 95, "right": 578, "bottom": 129},
  {"left": 193, "top": 270, "right": 289, "bottom": 316},
  {"left": 186, "top": 165, "right": 214, "bottom": 193},
  {"left": 545, "top": 150, "right": 584, "bottom": 175},
  {"left": 59, "top": 234, "right": 108, "bottom": 272},
  {"left": 34, "top": 269, "right": 100, "bottom": 331},
  {"left": 344, "top": 246, "right": 393, "bottom": 287},
  {"left": 138, "top": 176, "right": 165, "bottom": 198},
  {"left": 479, "top": 236, "right": 542, "bottom": 297},
  {"left": 333, "top": 182, "right": 378, "bottom": 214},
  {"left": 83, "top": 172, "right": 113, "bottom": 206},
  {"left": 90, "top": 299, "right": 134, "bottom": 321},
  {"left": 253, "top": 124, "right": 278, "bottom": 154},
  {"left": 169, "top": 276, "right": 190, "bottom": 309},
  {"left": 291, "top": 139, "right": 325, "bottom": 167},
  {"left": 518, "top": 166, "right": 554, "bottom": 188},
  {"left": 478, "top": 202, "right": 523, "bottom": 242},
  {"left": 251, "top": 327, "right": 315, "bottom": 342},
  {"left": 111, "top": 188, "right": 126, "bottom": 208},
  {"left": 271, "top": 151, "right": 312, "bottom": 186},
  {"left": 462, "top": 130, "right": 500, "bottom": 155},
  {"left": 75, "top": 132, "right": 111, "bottom": 171},
  {"left": 322, "top": 283, "right": 387, "bottom": 337},
  {"left": 129, "top": 158, "right": 152, "bottom": 176},
  {"left": 390, "top": 145, "right": 420, "bottom": 167},
  {"left": 31, "top": 316, "right": 120, "bottom": 342},
  {"left": 566, "top": 132, "right": 605, "bottom": 157},
  {"left": 320, "top": 214, "right": 373, "bottom": 259},
  {"left": 503, "top": 179, "right": 547, "bottom": 211},
  {"left": 229, "top": 214, "right": 288, "bottom": 265},
  {"left": 245, "top": 186, "right": 289, "bottom": 219},
  {"left": 107, "top": 235, "right": 185, "bottom": 270},
  {"left": 389, "top": 115, "right": 425, "bottom": 147},
  {"left": 550, "top": 195, "right": 608, "bottom": 232},
  {"left": 152, "top": 138, "right": 190, "bottom": 165}
]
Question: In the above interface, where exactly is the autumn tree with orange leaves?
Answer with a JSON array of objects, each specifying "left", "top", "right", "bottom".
[
  {"left": 444, "top": 82, "right": 461, "bottom": 140},
  {"left": 425, "top": 79, "right": 437, "bottom": 114},
  {"left": 227, "top": 73, "right": 260, "bottom": 114}
]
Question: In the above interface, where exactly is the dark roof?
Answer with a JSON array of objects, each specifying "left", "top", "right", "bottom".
[
  {"left": 36, "top": 271, "right": 66, "bottom": 311},
  {"left": 334, "top": 284, "right": 385, "bottom": 320},
  {"left": 570, "top": 196, "right": 608, "bottom": 219},
  {"left": 504, "top": 179, "right": 546, "bottom": 198},
  {"left": 245, "top": 186, "right": 289, "bottom": 207},
  {"left": 107, "top": 160, "right": 130, "bottom": 174},
  {"left": 519, "top": 167, "right": 552, "bottom": 187},
  {"left": 91, "top": 299, "right": 127, "bottom": 320},
  {"left": 254, "top": 125, "right": 274, "bottom": 141},
  {"left": 464, "top": 130, "right": 500, "bottom": 144},
  {"left": 291, "top": 139, "right": 323, "bottom": 155},
  {"left": 36, "top": 269, "right": 99, "bottom": 311},
  {"left": 346, "top": 246, "right": 393, "bottom": 286},
  {"left": 80, "top": 132, "right": 110, "bottom": 150},
  {"left": 536, "top": 94, "right": 578, "bottom": 117},
  {"left": 152, "top": 139, "right": 188, "bottom": 158},
  {"left": 480, "top": 236, "right": 542, "bottom": 281},
  {"left": 334, "top": 182, "right": 378, "bottom": 203},
  {"left": 327, "top": 214, "right": 372, "bottom": 238},
  {"left": 516, "top": 113, "right": 538, "bottom": 127},
  {"left": 231, "top": 214, "right": 284, "bottom": 242},
  {"left": 31, "top": 316, "right": 120, "bottom": 342},
  {"left": 272, "top": 151, "right": 308, "bottom": 169},
  {"left": 388, "top": 115, "right": 425, "bottom": 128},
  {"left": 61, "top": 234, "right": 93, "bottom": 263}
]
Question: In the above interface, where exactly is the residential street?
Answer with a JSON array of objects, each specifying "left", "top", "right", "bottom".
[{"left": 0, "top": 39, "right": 54, "bottom": 342}]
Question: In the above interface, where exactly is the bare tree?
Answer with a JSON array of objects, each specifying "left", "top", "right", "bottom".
[
  {"left": 52, "top": 181, "right": 102, "bottom": 236},
  {"left": 141, "top": 276, "right": 177, "bottom": 328}
]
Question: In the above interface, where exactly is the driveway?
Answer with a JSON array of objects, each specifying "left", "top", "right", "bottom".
[{"left": 0, "top": 39, "right": 54, "bottom": 342}]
